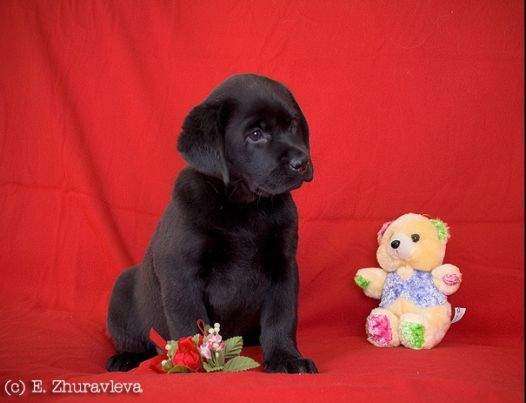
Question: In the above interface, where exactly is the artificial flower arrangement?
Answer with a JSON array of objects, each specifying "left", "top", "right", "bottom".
[{"left": 148, "top": 321, "right": 260, "bottom": 373}]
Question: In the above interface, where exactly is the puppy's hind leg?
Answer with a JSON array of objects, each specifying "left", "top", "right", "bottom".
[
  {"left": 106, "top": 349, "right": 156, "bottom": 372},
  {"left": 106, "top": 266, "right": 155, "bottom": 371}
]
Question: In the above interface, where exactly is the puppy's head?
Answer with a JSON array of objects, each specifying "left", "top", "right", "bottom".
[{"left": 177, "top": 74, "right": 313, "bottom": 196}]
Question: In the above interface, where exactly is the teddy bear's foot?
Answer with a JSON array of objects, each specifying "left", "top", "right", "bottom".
[
  {"left": 399, "top": 313, "right": 427, "bottom": 349},
  {"left": 366, "top": 308, "right": 400, "bottom": 347}
]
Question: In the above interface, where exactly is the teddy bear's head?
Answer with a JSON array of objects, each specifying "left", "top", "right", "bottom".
[{"left": 376, "top": 213, "right": 450, "bottom": 272}]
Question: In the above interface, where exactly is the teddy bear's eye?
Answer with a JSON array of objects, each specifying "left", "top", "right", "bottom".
[{"left": 411, "top": 234, "right": 420, "bottom": 242}]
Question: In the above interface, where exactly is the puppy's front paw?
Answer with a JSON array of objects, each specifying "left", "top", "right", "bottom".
[{"left": 264, "top": 354, "right": 318, "bottom": 374}]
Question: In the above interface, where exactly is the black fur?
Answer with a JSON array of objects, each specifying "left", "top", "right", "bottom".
[{"left": 106, "top": 74, "right": 316, "bottom": 373}]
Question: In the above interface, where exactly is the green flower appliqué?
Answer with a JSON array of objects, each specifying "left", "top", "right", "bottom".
[
  {"left": 430, "top": 219, "right": 450, "bottom": 241},
  {"left": 355, "top": 275, "right": 370, "bottom": 289},
  {"left": 401, "top": 322, "right": 425, "bottom": 349}
]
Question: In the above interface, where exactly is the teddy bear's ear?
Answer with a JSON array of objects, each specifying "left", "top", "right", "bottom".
[
  {"left": 377, "top": 220, "right": 393, "bottom": 244},
  {"left": 430, "top": 218, "right": 450, "bottom": 242}
]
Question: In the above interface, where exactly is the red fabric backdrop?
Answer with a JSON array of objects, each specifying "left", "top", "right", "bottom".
[{"left": 0, "top": 1, "right": 523, "bottom": 401}]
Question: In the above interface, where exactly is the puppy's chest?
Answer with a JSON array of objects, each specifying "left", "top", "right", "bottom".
[
  {"left": 201, "top": 220, "right": 275, "bottom": 280},
  {"left": 200, "top": 212, "right": 277, "bottom": 309},
  {"left": 203, "top": 205, "right": 281, "bottom": 266}
]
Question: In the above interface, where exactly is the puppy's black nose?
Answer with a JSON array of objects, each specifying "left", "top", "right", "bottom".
[
  {"left": 391, "top": 240, "right": 400, "bottom": 249},
  {"left": 289, "top": 156, "right": 309, "bottom": 174}
]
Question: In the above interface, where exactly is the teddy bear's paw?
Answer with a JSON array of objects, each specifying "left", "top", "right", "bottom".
[
  {"left": 366, "top": 309, "right": 400, "bottom": 347},
  {"left": 399, "top": 314, "right": 426, "bottom": 349}
]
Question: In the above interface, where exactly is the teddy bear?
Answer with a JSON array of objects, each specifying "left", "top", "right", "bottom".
[{"left": 354, "top": 213, "right": 462, "bottom": 349}]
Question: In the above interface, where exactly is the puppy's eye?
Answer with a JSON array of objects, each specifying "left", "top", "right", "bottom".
[
  {"left": 247, "top": 129, "right": 265, "bottom": 143},
  {"left": 411, "top": 234, "right": 420, "bottom": 242}
]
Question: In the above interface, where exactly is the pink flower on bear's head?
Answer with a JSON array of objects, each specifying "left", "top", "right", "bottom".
[{"left": 377, "top": 221, "right": 393, "bottom": 244}]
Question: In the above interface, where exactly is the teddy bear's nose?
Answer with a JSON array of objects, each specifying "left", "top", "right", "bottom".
[{"left": 390, "top": 240, "right": 400, "bottom": 249}]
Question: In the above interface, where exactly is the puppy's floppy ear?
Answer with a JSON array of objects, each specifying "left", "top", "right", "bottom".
[{"left": 177, "top": 100, "right": 232, "bottom": 183}]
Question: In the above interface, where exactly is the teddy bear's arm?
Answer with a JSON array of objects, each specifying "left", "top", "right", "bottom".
[
  {"left": 432, "top": 264, "right": 462, "bottom": 295},
  {"left": 355, "top": 268, "right": 386, "bottom": 299}
]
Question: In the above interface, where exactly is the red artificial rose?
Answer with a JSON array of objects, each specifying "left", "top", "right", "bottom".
[{"left": 172, "top": 337, "right": 202, "bottom": 372}]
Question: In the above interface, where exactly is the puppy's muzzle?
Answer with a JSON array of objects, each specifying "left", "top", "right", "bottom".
[
  {"left": 287, "top": 151, "right": 313, "bottom": 182},
  {"left": 289, "top": 155, "right": 309, "bottom": 174}
]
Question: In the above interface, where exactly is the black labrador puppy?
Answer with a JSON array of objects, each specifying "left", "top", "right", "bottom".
[{"left": 106, "top": 74, "right": 317, "bottom": 374}]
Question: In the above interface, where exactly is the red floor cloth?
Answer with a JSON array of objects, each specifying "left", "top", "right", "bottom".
[{"left": 0, "top": 1, "right": 523, "bottom": 401}]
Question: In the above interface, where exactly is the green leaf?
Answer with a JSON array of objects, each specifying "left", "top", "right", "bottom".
[
  {"left": 203, "top": 362, "right": 223, "bottom": 372},
  {"left": 166, "top": 340, "right": 178, "bottom": 359},
  {"left": 223, "top": 356, "right": 260, "bottom": 372},
  {"left": 166, "top": 365, "right": 190, "bottom": 373},
  {"left": 161, "top": 359, "right": 173, "bottom": 371},
  {"left": 209, "top": 353, "right": 217, "bottom": 367},
  {"left": 224, "top": 336, "right": 243, "bottom": 359},
  {"left": 216, "top": 350, "right": 225, "bottom": 367},
  {"left": 192, "top": 334, "right": 200, "bottom": 345}
]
